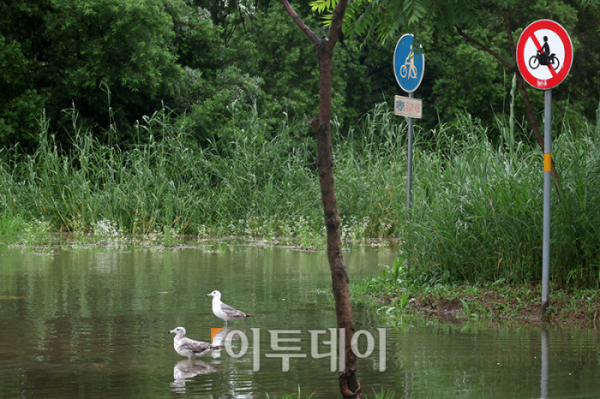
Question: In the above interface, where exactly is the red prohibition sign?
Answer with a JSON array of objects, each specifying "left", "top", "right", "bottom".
[{"left": 516, "top": 20, "right": 573, "bottom": 90}]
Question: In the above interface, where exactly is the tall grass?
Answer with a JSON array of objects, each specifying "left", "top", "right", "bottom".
[
  {"left": 0, "top": 101, "right": 599, "bottom": 287},
  {"left": 0, "top": 104, "right": 389, "bottom": 246},
  {"left": 404, "top": 107, "right": 600, "bottom": 288}
]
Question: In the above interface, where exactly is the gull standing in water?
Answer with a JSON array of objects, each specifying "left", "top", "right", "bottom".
[
  {"left": 168, "top": 327, "right": 221, "bottom": 358},
  {"left": 206, "top": 290, "right": 253, "bottom": 326}
]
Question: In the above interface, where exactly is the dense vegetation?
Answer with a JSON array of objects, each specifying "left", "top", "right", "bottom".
[
  {"left": 1, "top": 0, "right": 599, "bottom": 288},
  {"left": 2, "top": 0, "right": 599, "bottom": 149},
  {"left": 2, "top": 102, "right": 599, "bottom": 288}
]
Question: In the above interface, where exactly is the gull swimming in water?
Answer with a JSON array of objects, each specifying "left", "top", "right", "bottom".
[
  {"left": 206, "top": 290, "right": 253, "bottom": 326},
  {"left": 168, "top": 327, "right": 221, "bottom": 358}
]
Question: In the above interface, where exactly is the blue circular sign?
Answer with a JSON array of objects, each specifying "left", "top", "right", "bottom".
[{"left": 393, "top": 34, "right": 425, "bottom": 93}]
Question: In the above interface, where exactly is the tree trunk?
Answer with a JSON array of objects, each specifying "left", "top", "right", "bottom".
[{"left": 280, "top": 1, "right": 363, "bottom": 398}]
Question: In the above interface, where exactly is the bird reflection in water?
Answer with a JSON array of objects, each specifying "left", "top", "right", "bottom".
[
  {"left": 170, "top": 359, "right": 219, "bottom": 391},
  {"left": 169, "top": 327, "right": 251, "bottom": 392}
]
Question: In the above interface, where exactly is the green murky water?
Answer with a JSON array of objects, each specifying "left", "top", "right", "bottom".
[{"left": 0, "top": 243, "right": 599, "bottom": 398}]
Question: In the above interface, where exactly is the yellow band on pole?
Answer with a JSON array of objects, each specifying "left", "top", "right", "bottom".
[{"left": 544, "top": 153, "right": 552, "bottom": 172}]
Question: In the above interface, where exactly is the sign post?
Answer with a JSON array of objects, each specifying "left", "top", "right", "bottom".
[
  {"left": 407, "top": 92, "right": 414, "bottom": 208},
  {"left": 393, "top": 34, "right": 424, "bottom": 211},
  {"left": 516, "top": 19, "right": 573, "bottom": 310}
]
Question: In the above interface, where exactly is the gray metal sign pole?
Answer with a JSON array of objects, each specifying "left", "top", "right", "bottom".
[
  {"left": 516, "top": 19, "right": 572, "bottom": 310},
  {"left": 542, "top": 89, "right": 551, "bottom": 309},
  {"left": 540, "top": 328, "right": 549, "bottom": 399},
  {"left": 407, "top": 91, "right": 414, "bottom": 210}
]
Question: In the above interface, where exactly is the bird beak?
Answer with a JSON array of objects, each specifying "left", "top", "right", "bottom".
[{"left": 206, "top": 294, "right": 211, "bottom": 297}]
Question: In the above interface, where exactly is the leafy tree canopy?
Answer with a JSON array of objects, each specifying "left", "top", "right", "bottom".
[
  {"left": 308, "top": 0, "right": 600, "bottom": 133},
  {"left": 0, "top": 0, "right": 262, "bottom": 149},
  {"left": 1, "top": 0, "right": 599, "bottom": 150}
]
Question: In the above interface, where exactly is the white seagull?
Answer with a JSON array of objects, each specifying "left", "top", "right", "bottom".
[
  {"left": 206, "top": 290, "right": 253, "bottom": 326},
  {"left": 168, "top": 326, "right": 221, "bottom": 358}
]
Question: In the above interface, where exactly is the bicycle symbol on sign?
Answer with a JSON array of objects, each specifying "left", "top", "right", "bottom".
[{"left": 400, "top": 45, "right": 418, "bottom": 79}]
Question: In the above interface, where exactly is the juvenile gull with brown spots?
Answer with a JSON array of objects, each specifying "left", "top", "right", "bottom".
[{"left": 168, "top": 327, "right": 221, "bottom": 358}]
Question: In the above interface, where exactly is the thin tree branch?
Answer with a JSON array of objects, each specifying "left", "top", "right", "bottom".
[
  {"left": 237, "top": 3, "right": 246, "bottom": 32},
  {"left": 503, "top": 8, "right": 518, "bottom": 64},
  {"left": 454, "top": 24, "right": 517, "bottom": 72},
  {"left": 280, "top": 0, "right": 320, "bottom": 46},
  {"left": 327, "top": 0, "right": 349, "bottom": 50}
]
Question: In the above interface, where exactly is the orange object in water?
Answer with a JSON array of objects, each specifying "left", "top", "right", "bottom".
[{"left": 211, "top": 328, "right": 223, "bottom": 342}]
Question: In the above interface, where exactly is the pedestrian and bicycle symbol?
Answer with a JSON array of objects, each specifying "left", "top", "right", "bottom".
[
  {"left": 393, "top": 34, "right": 425, "bottom": 93},
  {"left": 517, "top": 19, "right": 573, "bottom": 90}
]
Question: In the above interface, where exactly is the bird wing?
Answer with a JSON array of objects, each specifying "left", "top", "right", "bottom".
[
  {"left": 223, "top": 309, "right": 248, "bottom": 318},
  {"left": 180, "top": 338, "right": 213, "bottom": 354},
  {"left": 220, "top": 302, "right": 236, "bottom": 311},
  {"left": 220, "top": 302, "right": 252, "bottom": 318}
]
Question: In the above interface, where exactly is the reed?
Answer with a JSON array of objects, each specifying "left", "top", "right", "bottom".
[
  {"left": 1, "top": 101, "right": 599, "bottom": 287},
  {"left": 265, "top": 385, "right": 314, "bottom": 399},
  {"left": 403, "top": 108, "right": 600, "bottom": 288}
]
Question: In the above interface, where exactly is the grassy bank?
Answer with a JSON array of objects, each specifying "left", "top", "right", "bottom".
[
  {"left": 1, "top": 102, "right": 599, "bottom": 288},
  {"left": 351, "top": 259, "right": 600, "bottom": 327},
  {"left": 404, "top": 111, "right": 600, "bottom": 289}
]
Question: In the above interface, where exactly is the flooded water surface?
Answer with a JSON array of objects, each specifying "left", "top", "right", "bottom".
[{"left": 0, "top": 243, "right": 599, "bottom": 398}]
